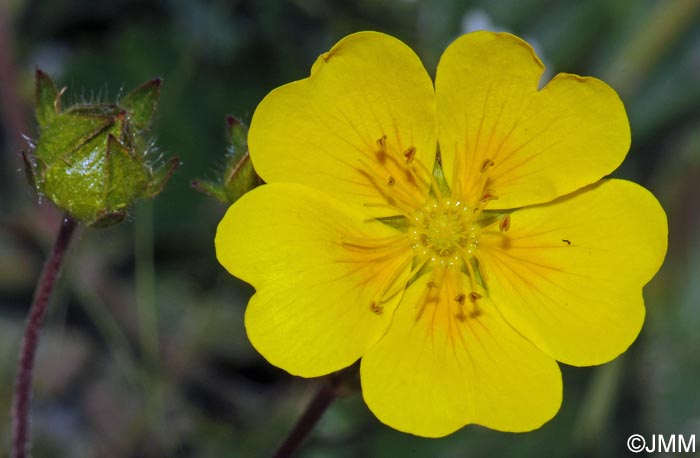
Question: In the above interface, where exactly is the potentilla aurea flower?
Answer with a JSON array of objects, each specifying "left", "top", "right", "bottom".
[{"left": 216, "top": 31, "right": 667, "bottom": 437}]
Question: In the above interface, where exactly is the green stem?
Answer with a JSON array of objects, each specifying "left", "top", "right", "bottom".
[{"left": 11, "top": 215, "right": 77, "bottom": 458}]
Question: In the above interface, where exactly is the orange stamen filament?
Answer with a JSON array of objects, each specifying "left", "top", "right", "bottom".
[
  {"left": 463, "top": 255, "right": 480, "bottom": 298},
  {"left": 410, "top": 153, "right": 444, "bottom": 201},
  {"left": 415, "top": 265, "right": 445, "bottom": 322},
  {"left": 357, "top": 157, "right": 423, "bottom": 210},
  {"left": 368, "top": 253, "right": 414, "bottom": 314},
  {"left": 363, "top": 201, "right": 414, "bottom": 218},
  {"left": 353, "top": 135, "right": 505, "bottom": 324}
]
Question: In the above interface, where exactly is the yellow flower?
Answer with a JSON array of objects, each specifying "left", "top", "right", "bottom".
[{"left": 215, "top": 31, "right": 667, "bottom": 437}]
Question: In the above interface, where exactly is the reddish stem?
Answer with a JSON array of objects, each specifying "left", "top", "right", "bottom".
[
  {"left": 11, "top": 215, "right": 77, "bottom": 458},
  {"left": 272, "top": 379, "right": 338, "bottom": 458}
]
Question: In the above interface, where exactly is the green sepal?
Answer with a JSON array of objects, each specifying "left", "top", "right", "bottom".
[
  {"left": 432, "top": 151, "right": 451, "bottom": 197},
  {"left": 190, "top": 179, "right": 229, "bottom": 204},
  {"left": 35, "top": 112, "right": 115, "bottom": 164},
  {"left": 146, "top": 157, "right": 181, "bottom": 198},
  {"left": 120, "top": 78, "right": 162, "bottom": 131},
  {"left": 192, "top": 115, "right": 260, "bottom": 204},
  {"left": 35, "top": 69, "right": 61, "bottom": 128},
  {"left": 222, "top": 115, "right": 260, "bottom": 201},
  {"left": 90, "top": 210, "right": 127, "bottom": 228},
  {"left": 225, "top": 114, "right": 247, "bottom": 153},
  {"left": 104, "top": 134, "right": 149, "bottom": 212},
  {"left": 222, "top": 151, "right": 259, "bottom": 203}
]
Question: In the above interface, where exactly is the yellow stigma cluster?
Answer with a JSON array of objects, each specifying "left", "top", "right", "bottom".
[{"left": 409, "top": 199, "right": 479, "bottom": 266}]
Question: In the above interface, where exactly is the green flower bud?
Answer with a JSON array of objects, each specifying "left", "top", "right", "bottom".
[
  {"left": 192, "top": 115, "right": 260, "bottom": 204},
  {"left": 24, "top": 69, "right": 179, "bottom": 227}
]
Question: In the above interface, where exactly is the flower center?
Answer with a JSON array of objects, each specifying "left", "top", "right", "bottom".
[
  {"left": 349, "top": 134, "right": 512, "bottom": 319},
  {"left": 409, "top": 199, "right": 479, "bottom": 263}
]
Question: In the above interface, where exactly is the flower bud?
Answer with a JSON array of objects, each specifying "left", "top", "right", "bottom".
[{"left": 24, "top": 69, "right": 179, "bottom": 227}]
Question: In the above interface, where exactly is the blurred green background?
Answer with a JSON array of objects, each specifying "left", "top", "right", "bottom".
[{"left": 1, "top": 0, "right": 699, "bottom": 456}]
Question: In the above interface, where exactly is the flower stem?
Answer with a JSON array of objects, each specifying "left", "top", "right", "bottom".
[
  {"left": 11, "top": 215, "right": 77, "bottom": 458},
  {"left": 273, "top": 378, "right": 338, "bottom": 458}
]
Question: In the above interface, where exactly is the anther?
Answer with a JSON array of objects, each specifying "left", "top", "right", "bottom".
[
  {"left": 426, "top": 280, "right": 437, "bottom": 288},
  {"left": 480, "top": 158, "right": 495, "bottom": 173},
  {"left": 375, "top": 135, "right": 388, "bottom": 163},
  {"left": 454, "top": 293, "right": 466, "bottom": 305},
  {"left": 403, "top": 146, "right": 416, "bottom": 164},
  {"left": 499, "top": 214, "right": 511, "bottom": 232},
  {"left": 387, "top": 176, "right": 395, "bottom": 186},
  {"left": 469, "top": 292, "right": 482, "bottom": 303},
  {"left": 370, "top": 301, "right": 384, "bottom": 315},
  {"left": 480, "top": 192, "right": 499, "bottom": 203}
]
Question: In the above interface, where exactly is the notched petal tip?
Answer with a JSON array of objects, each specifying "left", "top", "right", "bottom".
[
  {"left": 310, "top": 31, "right": 406, "bottom": 76},
  {"left": 447, "top": 30, "right": 546, "bottom": 85},
  {"left": 437, "top": 30, "right": 631, "bottom": 209},
  {"left": 249, "top": 30, "right": 436, "bottom": 216},
  {"left": 360, "top": 275, "right": 563, "bottom": 437}
]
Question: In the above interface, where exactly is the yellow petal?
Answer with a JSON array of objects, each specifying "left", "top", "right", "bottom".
[
  {"left": 215, "top": 183, "right": 413, "bottom": 377},
  {"left": 436, "top": 31, "right": 630, "bottom": 209},
  {"left": 477, "top": 179, "right": 668, "bottom": 366},
  {"left": 361, "top": 269, "right": 562, "bottom": 437},
  {"left": 248, "top": 31, "right": 437, "bottom": 217}
]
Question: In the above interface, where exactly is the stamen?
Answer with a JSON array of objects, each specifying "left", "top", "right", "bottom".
[
  {"left": 480, "top": 158, "right": 495, "bottom": 173},
  {"left": 341, "top": 233, "right": 406, "bottom": 249},
  {"left": 340, "top": 233, "right": 409, "bottom": 265},
  {"left": 357, "top": 157, "right": 423, "bottom": 210},
  {"left": 377, "top": 256, "right": 425, "bottom": 303},
  {"left": 464, "top": 191, "right": 500, "bottom": 221},
  {"left": 364, "top": 201, "right": 413, "bottom": 218},
  {"left": 499, "top": 214, "right": 511, "bottom": 232},
  {"left": 375, "top": 138, "right": 387, "bottom": 162},
  {"left": 365, "top": 253, "right": 413, "bottom": 315},
  {"left": 480, "top": 192, "right": 499, "bottom": 203},
  {"left": 443, "top": 267, "right": 472, "bottom": 324},
  {"left": 384, "top": 254, "right": 430, "bottom": 299},
  {"left": 463, "top": 257, "right": 482, "bottom": 305},
  {"left": 403, "top": 146, "right": 416, "bottom": 164},
  {"left": 410, "top": 154, "right": 443, "bottom": 200},
  {"left": 364, "top": 137, "right": 430, "bottom": 207},
  {"left": 415, "top": 266, "right": 445, "bottom": 322},
  {"left": 473, "top": 254, "right": 489, "bottom": 284},
  {"left": 446, "top": 275, "right": 468, "bottom": 322}
]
